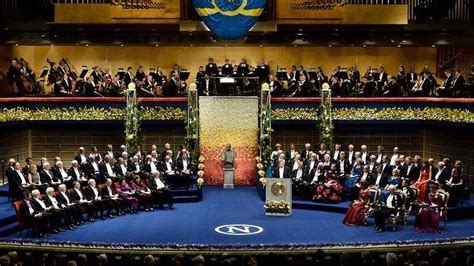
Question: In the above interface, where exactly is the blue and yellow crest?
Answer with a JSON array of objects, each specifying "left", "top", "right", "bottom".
[{"left": 191, "top": 0, "right": 267, "bottom": 40}]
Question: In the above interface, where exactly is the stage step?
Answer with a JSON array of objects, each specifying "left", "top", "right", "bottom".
[
  {"left": 0, "top": 222, "right": 19, "bottom": 237},
  {"left": 0, "top": 184, "right": 9, "bottom": 197}
]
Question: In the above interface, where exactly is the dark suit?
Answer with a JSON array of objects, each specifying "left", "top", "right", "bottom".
[
  {"left": 69, "top": 188, "right": 95, "bottom": 220},
  {"left": 100, "top": 185, "right": 124, "bottom": 214},
  {"left": 175, "top": 158, "right": 193, "bottom": 188},
  {"left": 11, "top": 170, "right": 29, "bottom": 199},
  {"left": 400, "top": 164, "right": 420, "bottom": 184},
  {"left": 19, "top": 200, "right": 49, "bottom": 235},
  {"left": 57, "top": 191, "right": 83, "bottom": 224},
  {"left": 374, "top": 192, "right": 403, "bottom": 229},
  {"left": 40, "top": 170, "right": 59, "bottom": 187},
  {"left": 148, "top": 177, "right": 173, "bottom": 208},
  {"left": 83, "top": 186, "right": 106, "bottom": 217},
  {"left": 272, "top": 166, "right": 291, "bottom": 179},
  {"left": 336, "top": 159, "right": 351, "bottom": 176},
  {"left": 371, "top": 173, "right": 388, "bottom": 188},
  {"left": 31, "top": 198, "right": 61, "bottom": 229},
  {"left": 43, "top": 195, "right": 70, "bottom": 226}
]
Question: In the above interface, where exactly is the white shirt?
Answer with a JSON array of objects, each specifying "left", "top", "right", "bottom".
[
  {"left": 154, "top": 177, "right": 165, "bottom": 189},
  {"left": 107, "top": 151, "right": 114, "bottom": 158},
  {"left": 435, "top": 169, "right": 442, "bottom": 181},
  {"left": 60, "top": 192, "right": 70, "bottom": 206},
  {"left": 48, "top": 195, "right": 59, "bottom": 209},
  {"left": 376, "top": 154, "right": 383, "bottom": 164},
  {"left": 348, "top": 152, "right": 354, "bottom": 164},
  {"left": 59, "top": 168, "right": 68, "bottom": 179},
  {"left": 35, "top": 198, "right": 47, "bottom": 210},
  {"left": 361, "top": 173, "right": 368, "bottom": 182},
  {"left": 292, "top": 161, "right": 299, "bottom": 171},
  {"left": 166, "top": 161, "right": 173, "bottom": 172},
  {"left": 387, "top": 194, "right": 395, "bottom": 208},
  {"left": 309, "top": 161, "right": 316, "bottom": 172},
  {"left": 120, "top": 164, "right": 127, "bottom": 174},
  {"left": 25, "top": 200, "right": 34, "bottom": 214},
  {"left": 333, "top": 151, "right": 339, "bottom": 161},
  {"left": 135, "top": 163, "right": 141, "bottom": 171},
  {"left": 182, "top": 160, "right": 188, "bottom": 171},
  {"left": 16, "top": 170, "right": 27, "bottom": 185},
  {"left": 150, "top": 162, "right": 157, "bottom": 173},
  {"left": 362, "top": 152, "right": 368, "bottom": 164},
  {"left": 80, "top": 154, "right": 87, "bottom": 163},
  {"left": 339, "top": 161, "right": 345, "bottom": 173},
  {"left": 91, "top": 162, "right": 99, "bottom": 172},
  {"left": 74, "top": 188, "right": 84, "bottom": 199},
  {"left": 279, "top": 167, "right": 284, "bottom": 179},
  {"left": 290, "top": 150, "right": 295, "bottom": 159},
  {"left": 311, "top": 171, "right": 321, "bottom": 184},
  {"left": 92, "top": 186, "right": 99, "bottom": 200},
  {"left": 295, "top": 169, "right": 303, "bottom": 181},
  {"left": 105, "top": 163, "right": 114, "bottom": 176},
  {"left": 407, "top": 165, "right": 412, "bottom": 176},
  {"left": 375, "top": 174, "right": 382, "bottom": 186},
  {"left": 390, "top": 154, "right": 399, "bottom": 166},
  {"left": 73, "top": 167, "right": 81, "bottom": 179}
]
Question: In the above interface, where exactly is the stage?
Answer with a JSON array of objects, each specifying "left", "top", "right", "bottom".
[{"left": 4, "top": 186, "right": 474, "bottom": 251}]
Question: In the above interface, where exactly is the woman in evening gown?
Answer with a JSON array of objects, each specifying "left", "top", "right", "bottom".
[
  {"left": 412, "top": 161, "right": 431, "bottom": 203},
  {"left": 414, "top": 184, "right": 445, "bottom": 233},
  {"left": 343, "top": 181, "right": 370, "bottom": 226}
]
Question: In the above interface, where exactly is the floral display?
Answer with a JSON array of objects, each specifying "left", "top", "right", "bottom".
[
  {"left": 319, "top": 87, "right": 334, "bottom": 150},
  {"left": 0, "top": 106, "right": 185, "bottom": 122},
  {"left": 197, "top": 156, "right": 205, "bottom": 188},
  {"left": 273, "top": 107, "right": 474, "bottom": 123},
  {"left": 259, "top": 87, "right": 272, "bottom": 169}
]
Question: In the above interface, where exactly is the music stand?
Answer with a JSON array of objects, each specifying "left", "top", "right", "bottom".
[
  {"left": 338, "top": 69, "right": 349, "bottom": 80},
  {"left": 79, "top": 66, "right": 89, "bottom": 79},
  {"left": 117, "top": 68, "right": 125, "bottom": 80},
  {"left": 149, "top": 68, "right": 156, "bottom": 74},
  {"left": 237, "top": 64, "right": 249, "bottom": 76},
  {"left": 206, "top": 63, "right": 218, "bottom": 76},
  {"left": 277, "top": 70, "right": 288, "bottom": 81},
  {"left": 39, "top": 67, "right": 48, "bottom": 79},
  {"left": 308, "top": 71, "right": 317, "bottom": 81},
  {"left": 180, "top": 71, "right": 190, "bottom": 81},
  {"left": 222, "top": 64, "right": 233, "bottom": 76}
]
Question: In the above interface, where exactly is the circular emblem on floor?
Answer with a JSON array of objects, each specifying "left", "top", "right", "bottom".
[{"left": 215, "top": 224, "right": 264, "bottom": 236}]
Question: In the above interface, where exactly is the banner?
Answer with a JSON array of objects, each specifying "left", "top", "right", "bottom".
[
  {"left": 199, "top": 97, "right": 259, "bottom": 185},
  {"left": 191, "top": 0, "right": 267, "bottom": 40}
]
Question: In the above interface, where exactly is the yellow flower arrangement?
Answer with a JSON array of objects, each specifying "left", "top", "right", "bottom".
[
  {"left": 259, "top": 177, "right": 267, "bottom": 188},
  {"left": 256, "top": 163, "right": 264, "bottom": 170},
  {"left": 198, "top": 163, "right": 205, "bottom": 170}
]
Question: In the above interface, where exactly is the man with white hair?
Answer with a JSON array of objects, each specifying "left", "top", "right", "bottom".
[
  {"left": 148, "top": 172, "right": 174, "bottom": 210},
  {"left": 301, "top": 143, "right": 312, "bottom": 161},
  {"left": 161, "top": 143, "right": 173, "bottom": 160},
  {"left": 40, "top": 162, "right": 61, "bottom": 188},
  {"left": 53, "top": 161, "right": 72, "bottom": 187},
  {"left": 83, "top": 179, "right": 106, "bottom": 220},
  {"left": 390, "top": 147, "right": 400, "bottom": 166},
  {"left": 104, "top": 144, "right": 120, "bottom": 160},
  {"left": 100, "top": 178, "right": 124, "bottom": 217},
  {"left": 18, "top": 191, "right": 49, "bottom": 237},
  {"left": 373, "top": 184, "right": 402, "bottom": 232},
  {"left": 68, "top": 160, "right": 88, "bottom": 186},
  {"left": 360, "top": 145, "right": 370, "bottom": 165},
  {"left": 74, "top": 146, "right": 88, "bottom": 166},
  {"left": 30, "top": 189, "right": 62, "bottom": 233},
  {"left": 85, "top": 155, "right": 101, "bottom": 181},
  {"left": 272, "top": 159, "right": 291, "bottom": 179},
  {"left": 44, "top": 186, "right": 74, "bottom": 230},
  {"left": 99, "top": 155, "right": 117, "bottom": 183},
  {"left": 69, "top": 181, "right": 96, "bottom": 222},
  {"left": 433, "top": 161, "right": 449, "bottom": 187},
  {"left": 10, "top": 162, "right": 31, "bottom": 199},
  {"left": 128, "top": 155, "right": 143, "bottom": 177},
  {"left": 114, "top": 157, "right": 131, "bottom": 180},
  {"left": 57, "top": 184, "right": 84, "bottom": 226}
]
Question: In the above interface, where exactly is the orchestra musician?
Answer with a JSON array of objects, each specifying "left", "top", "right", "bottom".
[
  {"left": 136, "top": 66, "right": 146, "bottom": 83},
  {"left": 269, "top": 74, "right": 283, "bottom": 97},
  {"left": 108, "top": 75, "right": 124, "bottom": 97},
  {"left": 195, "top": 66, "right": 206, "bottom": 84},
  {"left": 91, "top": 66, "right": 101, "bottom": 84},
  {"left": 141, "top": 75, "right": 157, "bottom": 97},
  {"left": 124, "top": 67, "right": 134, "bottom": 87},
  {"left": 255, "top": 59, "right": 270, "bottom": 83},
  {"left": 53, "top": 77, "right": 71, "bottom": 97},
  {"left": 206, "top": 58, "right": 218, "bottom": 76},
  {"left": 437, "top": 69, "right": 454, "bottom": 97},
  {"left": 222, "top": 59, "right": 233, "bottom": 76},
  {"left": 237, "top": 59, "right": 249, "bottom": 76},
  {"left": 290, "top": 75, "right": 310, "bottom": 97},
  {"left": 61, "top": 73, "right": 73, "bottom": 92},
  {"left": 170, "top": 64, "right": 180, "bottom": 77},
  {"left": 407, "top": 67, "right": 418, "bottom": 90},
  {"left": 85, "top": 76, "right": 101, "bottom": 97},
  {"left": 198, "top": 74, "right": 215, "bottom": 96}
]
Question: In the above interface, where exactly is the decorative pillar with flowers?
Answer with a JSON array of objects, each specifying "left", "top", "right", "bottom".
[
  {"left": 319, "top": 83, "right": 334, "bottom": 149},
  {"left": 259, "top": 84, "right": 272, "bottom": 169},
  {"left": 125, "top": 83, "right": 140, "bottom": 155},
  {"left": 186, "top": 83, "right": 200, "bottom": 168}
]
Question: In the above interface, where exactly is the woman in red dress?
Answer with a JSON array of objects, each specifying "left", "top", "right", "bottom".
[
  {"left": 343, "top": 181, "right": 370, "bottom": 226},
  {"left": 412, "top": 161, "right": 431, "bottom": 203},
  {"left": 414, "top": 184, "right": 444, "bottom": 233}
]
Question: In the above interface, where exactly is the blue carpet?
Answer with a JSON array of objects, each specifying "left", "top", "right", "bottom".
[{"left": 6, "top": 186, "right": 474, "bottom": 246}]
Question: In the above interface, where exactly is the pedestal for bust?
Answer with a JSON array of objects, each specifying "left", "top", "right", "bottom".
[{"left": 223, "top": 168, "right": 235, "bottom": 189}]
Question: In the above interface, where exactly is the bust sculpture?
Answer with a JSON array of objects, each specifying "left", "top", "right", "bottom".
[{"left": 221, "top": 144, "right": 237, "bottom": 169}]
